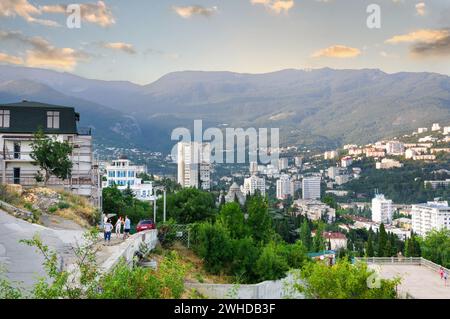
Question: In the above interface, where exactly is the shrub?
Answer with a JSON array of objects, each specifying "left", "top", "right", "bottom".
[
  {"left": 58, "top": 201, "right": 70, "bottom": 210},
  {"left": 254, "top": 242, "right": 289, "bottom": 282},
  {"left": 194, "top": 222, "right": 233, "bottom": 274}
]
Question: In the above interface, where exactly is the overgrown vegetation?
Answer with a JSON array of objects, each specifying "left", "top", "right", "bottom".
[{"left": 1, "top": 229, "right": 187, "bottom": 299}]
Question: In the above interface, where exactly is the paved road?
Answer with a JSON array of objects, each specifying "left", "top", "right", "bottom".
[
  {"left": 370, "top": 264, "right": 450, "bottom": 299},
  {"left": 0, "top": 210, "right": 84, "bottom": 292}
]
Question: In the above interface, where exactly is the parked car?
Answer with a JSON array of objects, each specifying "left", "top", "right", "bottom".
[{"left": 136, "top": 219, "right": 156, "bottom": 232}]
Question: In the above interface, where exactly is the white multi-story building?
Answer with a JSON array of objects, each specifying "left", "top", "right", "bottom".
[
  {"left": 412, "top": 201, "right": 450, "bottom": 237},
  {"left": 443, "top": 126, "right": 450, "bottom": 135},
  {"left": 386, "top": 141, "right": 405, "bottom": 155},
  {"left": 242, "top": 175, "right": 265, "bottom": 196},
  {"left": 341, "top": 156, "right": 353, "bottom": 168},
  {"left": 302, "top": 176, "right": 321, "bottom": 200},
  {"left": 276, "top": 174, "right": 293, "bottom": 200},
  {"left": 417, "top": 127, "right": 428, "bottom": 134},
  {"left": 103, "top": 158, "right": 153, "bottom": 201},
  {"left": 278, "top": 158, "right": 289, "bottom": 171},
  {"left": 432, "top": 123, "right": 441, "bottom": 131},
  {"left": 324, "top": 150, "right": 338, "bottom": 160},
  {"left": 0, "top": 101, "right": 100, "bottom": 206},
  {"left": 372, "top": 194, "right": 393, "bottom": 224},
  {"left": 376, "top": 158, "right": 404, "bottom": 169},
  {"left": 177, "top": 142, "right": 211, "bottom": 191}
]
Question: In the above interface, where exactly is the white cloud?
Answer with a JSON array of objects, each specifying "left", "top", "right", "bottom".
[
  {"left": 0, "top": 0, "right": 59, "bottom": 26},
  {"left": 251, "top": 0, "right": 294, "bottom": 14},
  {"left": 172, "top": 5, "right": 218, "bottom": 18},
  {"left": 101, "top": 42, "right": 136, "bottom": 54},
  {"left": 0, "top": 30, "right": 88, "bottom": 70},
  {"left": 311, "top": 45, "right": 361, "bottom": 58}
]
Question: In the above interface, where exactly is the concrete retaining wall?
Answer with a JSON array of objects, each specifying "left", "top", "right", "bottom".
[
  {"left": 100, "top": 230, "right": 158, "bottom": 273},
  {"left": 185, "top": 273, "right": 305, "bottom": 299}
]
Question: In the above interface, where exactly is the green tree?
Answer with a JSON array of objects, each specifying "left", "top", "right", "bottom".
[
  {"left": 194, "top": 222, "right": 233, "bottom": 274},
  {"left": 313, "top": 223, "right": 326, "bottom": 253},
  {"left": 420, "top": 229, "right": 450, "bottom": 267},
  {"left": 378, "top": 223, "right": 388, "bottom": 257},
  {"left": 293, "top": 258, "right": 400, "bottom": 299},
  {"left": 299, "top": 220, "right": 312, "bottom": 251},
  {"left": 30, "top": 129, "right": 73, "bottom": 184},
  {"left": 162, "top": 188, "right": 217, "bottom": 224},
  {"left": 246, "top": 195, "right": 273, "bottom": 244},
  {"left": 254, "top": 242, "right": 289, "bottom": 282},
  {"left": 366, "top": 231, "right": 375, "bottom": 257},
  {"left": 217, "top": 202, "right": 248, "bottom": 239}
]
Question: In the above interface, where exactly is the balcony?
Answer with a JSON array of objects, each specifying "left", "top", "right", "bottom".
[{"left": 77, "top": 127, "right": 92, "bottom": 136}]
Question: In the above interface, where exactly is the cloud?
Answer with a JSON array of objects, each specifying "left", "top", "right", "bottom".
[
  {"left": 415, "top": 2, "right": 426, "bottom": 16},
  {"left": 385, "top": 29, "right": 449, "bottom": 44},
  {"left": 41, "top": 1, "right": 115, "bottom": 27},
  {"left": 386, "top": 28, "right": 450, "bottom": 57},
  {"left": 172, "top": 5, "right": 218, "bottom": 18},
  {"left": 311, "top": 45, "right": 361, "bottom": 58},
  {"left": 0, "top": 52, "right": 23, "bottom": 65},
  {"left": 101, "top": 42, "right": 136, "bottom": 54},
  {"left": 0, "top": 0, "right": 59, "bottom": 26},
  {"left": 251, "top": 0, "right": 294, "bottom": 14},
  {"left": 0, "top": 30, "right": 88, "bottom": 70}
]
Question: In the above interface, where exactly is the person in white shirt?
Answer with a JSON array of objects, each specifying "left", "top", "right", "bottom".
[
  {"left": 104, "top": 219, "right": 113, "bottom": 244},
  {"left": 115, "top": 217, "right": 123, "bottom": 238}
]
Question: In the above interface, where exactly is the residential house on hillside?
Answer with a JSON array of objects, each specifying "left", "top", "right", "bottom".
[{"left": 0, "top": 101, "right": 100, "bottom": 206}]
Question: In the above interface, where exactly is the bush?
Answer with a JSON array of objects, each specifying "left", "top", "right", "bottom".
[
  {"left": 254, "top": 242, "right": 289, "bottom": 282},
  {"left": 48, "top": 205, "right": 58, "bottom": 213},
  {"left": 98, "top": 251, "right": 186, "bottom": 299},
  {"left": 58, "top": 201, "right": 70, "bottom": 210},
  {"left": 157, "top": 219, "right": 178, "bottom": 248},
  {"left": 194, "top": 222, "right": 233, "bottom": 274}
]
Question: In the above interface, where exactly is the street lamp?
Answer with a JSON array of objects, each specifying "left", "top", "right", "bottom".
[{"left": 153, "top": 186, "right": 167, "bottom": 223}]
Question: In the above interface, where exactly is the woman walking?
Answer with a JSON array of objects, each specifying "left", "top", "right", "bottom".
[{"left": 115, "top": 216, "right": 123, "bottom": 238}]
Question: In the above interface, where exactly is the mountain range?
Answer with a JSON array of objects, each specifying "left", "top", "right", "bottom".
[{"left": 0, "top": 65, "right": 449, "bottom": 153}]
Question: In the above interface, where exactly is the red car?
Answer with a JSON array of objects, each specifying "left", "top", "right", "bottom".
[{"left": 136, "top": 219, "right": 156, "bottom": 232}]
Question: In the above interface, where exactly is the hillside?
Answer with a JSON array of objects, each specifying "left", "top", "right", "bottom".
[{"left": 1, "top": 65, "right": 449, "bottom": 152}]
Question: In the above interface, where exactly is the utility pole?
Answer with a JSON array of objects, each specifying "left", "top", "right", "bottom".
[{"left": 163, "top": 189, "right": 167, "bottom": 222}]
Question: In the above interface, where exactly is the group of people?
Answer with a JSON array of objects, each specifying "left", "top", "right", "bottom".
[
  {"left": 103, "top": 215, "right": 131, "bottom": 244},
  {"left": 439, "top": 267, "right": 449, "bottom": 286}
]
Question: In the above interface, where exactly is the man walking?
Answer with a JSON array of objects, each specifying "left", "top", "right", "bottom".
[
  {"left": 104, "top": 219, "right": 113, "bottom": 245},
  {"left": 123, "top": 215, "right": 131, "bottom": 240}
]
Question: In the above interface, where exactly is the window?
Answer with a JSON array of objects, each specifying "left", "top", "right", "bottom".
[
  {"left": 0, "top": 110, "right": 10, "bottom": 128},
  {"left": 128, "top": 171, "right": 134, "bottom": 177},
  {"left": 47, "top": 111, "right": 60, "bottom": 129}
]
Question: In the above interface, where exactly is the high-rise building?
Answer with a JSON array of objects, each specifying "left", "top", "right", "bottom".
[
  {"left": 276, "top": 174, "right": 293, "bottom": 200},
  {"left": 242, "top": 175, "right": 265, "bottom": 196},
  {"left": 431, "top": 123, "right": 441, "bottom": 131},
  {"left": 371, "top": 194, "right": 393, "bottom": 224},
  {"left": 412, "top": 201, "right": 450, "bottom": 237},
  {"left": 278, "top": 158, "right": 289, "bottom": 171},
  {"left": 302, "top": 176, "right": 321, "bottom": 200},
  {"left": 294, "top": 156, "right": 303, "bottom": 168},
  {"left": 177, "top": 142, "right": 211, "bottom": 190},
  {"left": 249, "top": 161, "right": 258, "bottom": 175}
]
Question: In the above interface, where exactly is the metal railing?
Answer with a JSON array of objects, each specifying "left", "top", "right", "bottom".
[{"left": 355, "top": 257, "right": 449, "bottom": 273}]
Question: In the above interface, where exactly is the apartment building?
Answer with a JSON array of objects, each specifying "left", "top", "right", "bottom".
[
  {"left": 302, "top": 176, "right": 321, "bottom": 200},
  {"left": 372, "top": 194, "right": 393, "bottom": 224},
  {"left": 177, "top": 141, "right": 211, "bottom": 190},
  {"left": 278, "top": 158, "right": 289, "bottom": 171},
  {"left": 376, "top": 158, "right": 404, "bottom": 169},
  {"left": 0, "top": 101, "right": 100, "bottom": 206},
  {"left": 276, "top": 174, "right": 293, "bottom": 200},
  {"left": 242, "top": 175, "right": 266, "bottom": 196},
  {"left": 412, "top": 201, "right": 450, "bottom": 237},
  {"left": 103, "top": 157, "right": 153, "bottom": 201},
  {"left": 386, "top": 141, "right": 405, "bottom": 155}
]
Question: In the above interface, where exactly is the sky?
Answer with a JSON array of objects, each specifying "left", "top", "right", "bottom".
[{"left": 0, "top": 0, "right": 449, "bottom": 84}]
